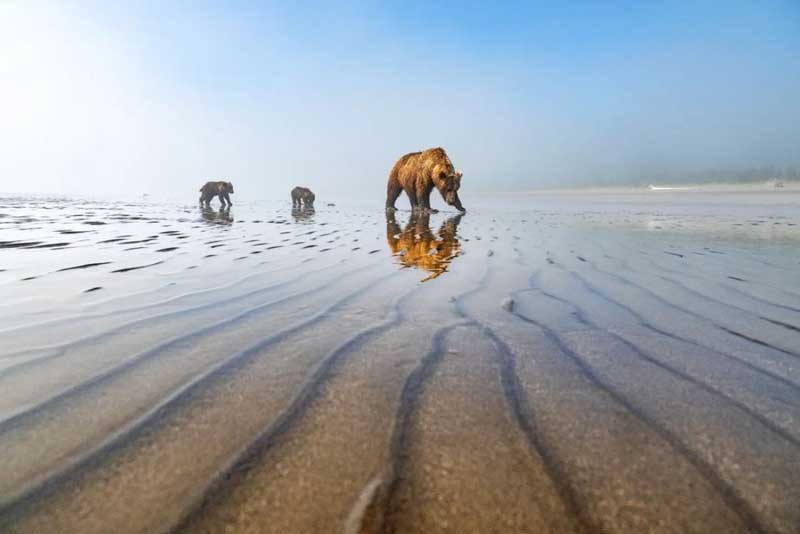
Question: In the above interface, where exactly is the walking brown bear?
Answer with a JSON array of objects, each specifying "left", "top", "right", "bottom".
[
  {"left": 386, "top": 147, "right": 465, "bottom": 213},
  {"left": 199, "top": 181, "right": 234, "bottom": 208},
  {"left": 291, "top": 186, "right": 315, "bottom": 208}
]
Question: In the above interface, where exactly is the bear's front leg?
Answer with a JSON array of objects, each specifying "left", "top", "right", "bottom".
[
  {"left": 417, "top": 190, "right": 438, "bottom": 214},
  {"left": 405, "top": 189, "right": 419, "bottom": 211}
]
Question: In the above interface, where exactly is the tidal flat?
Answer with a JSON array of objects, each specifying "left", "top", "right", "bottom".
[{"left": 0, "top": 190, "right": 798, "bottom": 533}]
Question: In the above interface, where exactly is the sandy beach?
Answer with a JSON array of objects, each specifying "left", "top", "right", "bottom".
[{"left": 0, "top": 190, "right": 799, "bottom": 533}]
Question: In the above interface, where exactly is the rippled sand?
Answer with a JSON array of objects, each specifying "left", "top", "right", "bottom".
[{"left": 0, "top": 191, "right": 799, "bottom": 533}]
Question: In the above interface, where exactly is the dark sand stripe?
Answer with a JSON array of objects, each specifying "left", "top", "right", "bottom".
[
  {"left": 110, "top": 261, "right": 164, "bottom": 273},
  {"left": 56, "top": 262, "right": 113, "bottom": 272}
]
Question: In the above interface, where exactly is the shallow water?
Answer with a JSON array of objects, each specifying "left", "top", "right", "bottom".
[{"left": 0, "top": 191, "right": 799, "bottom": 533}]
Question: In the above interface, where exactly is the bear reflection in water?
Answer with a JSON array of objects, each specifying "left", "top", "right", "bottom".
[
  {"left": 386, "top": 211, "right": 463, "bottom": 282},
  {"left": 291, "top": 207, "right": 316, "bottom": 223},
  {"left": 200, "top": 206, "right": 233, "bottom": 225}
]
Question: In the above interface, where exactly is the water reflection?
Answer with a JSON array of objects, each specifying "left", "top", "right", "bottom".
[
  {"left": 200, "top": 207, "right": 233, "bottom": 225},
  {"left": 291, "top": 207, "right": 316, "bottom": 223},
  {"left": 386, "top": 211, "right": 463, "bottom": 282}
]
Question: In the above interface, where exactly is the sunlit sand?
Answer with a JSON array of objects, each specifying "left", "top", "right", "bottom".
[{"left": 0, "top": 190, "right": 798, "bottom": 533}]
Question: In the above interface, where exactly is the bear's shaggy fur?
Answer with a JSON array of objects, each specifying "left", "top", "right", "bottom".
[
  {"left": 386, "top": 147, "right": 464, "bottom": 213},
  {"left": 385, "top": 211, "right": 463, "bottom": 282},
  {"left": 199, "top": 181, "right": 234, "bottom": 208},
  {"left": 291, "top": 186, "right": 315, "bottom": 208}
]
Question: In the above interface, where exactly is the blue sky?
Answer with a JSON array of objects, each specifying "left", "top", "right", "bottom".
[{"left": 1, "top": 1, "right": 798, "bottom": 197}]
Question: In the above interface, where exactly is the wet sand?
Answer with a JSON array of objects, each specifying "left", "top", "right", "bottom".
[{"left": 0, "top": 191, "right": 799, "bottom": 533}]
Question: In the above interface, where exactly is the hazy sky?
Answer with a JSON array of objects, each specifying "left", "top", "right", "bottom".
[{"left": 1, "top": 1, "right": 799, "bottom": 198}]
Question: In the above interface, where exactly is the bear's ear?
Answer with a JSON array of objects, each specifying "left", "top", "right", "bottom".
[{"left": 456, "top": 170, "right": 463, "bottom": 179}]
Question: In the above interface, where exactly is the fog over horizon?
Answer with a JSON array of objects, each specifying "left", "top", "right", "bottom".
[{"left": 1, "top": 1, "right": 799, "bottom": 201}]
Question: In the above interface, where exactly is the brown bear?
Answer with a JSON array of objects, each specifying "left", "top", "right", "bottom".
[
  {"left": 386, "top": 147, "right": 464, "bottom": 213},
  {"left": 199, "top": 181, "right": 234, "bottom": 208},
  {"left": 291, "top": 186, "right": 315, "bottom": 208},
  {"left": 385, "top": 210, "right": 463, "bottom": 282}
]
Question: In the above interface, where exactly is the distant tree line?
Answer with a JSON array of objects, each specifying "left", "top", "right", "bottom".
[{"left": 501, "top": 165, "right": 800, "bottom": 190}]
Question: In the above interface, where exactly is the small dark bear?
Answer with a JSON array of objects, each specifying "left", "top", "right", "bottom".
[
  {"left": 199, "top": 181, "right": 234, "bottom": 208},
  {"left": 291, "top": 186, "right": 315, "bottom": 208},
  {"left": 386, "top": 147, "right": 464, "bottom": 213}
]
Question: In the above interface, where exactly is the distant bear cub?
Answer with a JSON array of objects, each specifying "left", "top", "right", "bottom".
[
  {"left": 291, "top": 186, "right": 315, "bottom": 208},
  {"left": 386, "top": 147, "right": 464, "bottom": 213},
  {"left": 200, "top": 181, "right": 234, "bottom": 208}
]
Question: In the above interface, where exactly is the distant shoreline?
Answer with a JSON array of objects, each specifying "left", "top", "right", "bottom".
[{"left": 476, "top": 181, "right": 800, "bottom": 195}]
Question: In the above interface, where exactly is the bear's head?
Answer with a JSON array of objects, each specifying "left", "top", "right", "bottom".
[
  {"left": 306, "top": 191, "right": 315, "bottom": 207},
  {"left": 436, "top": 168, "right": 465, "bottom": 212},
  {"left": 225, "top": 182, "right": 234, "bottom": 194}
]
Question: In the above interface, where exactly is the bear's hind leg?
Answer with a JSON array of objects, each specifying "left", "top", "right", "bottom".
[
  {"left": 386, "top": 180, "right": 403, "bottom": 211},
  {"left": 401, "top": 183, "right": 420, "bottom": 211}
]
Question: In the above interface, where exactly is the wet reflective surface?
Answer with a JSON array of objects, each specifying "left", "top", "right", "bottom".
[
  {"left": 0, "top": 191, "right": 799, "bottom": 533},
  {"left": 386, "top": 211, "right": 463, "bottom": 281},
  {"left": 291, "top": 206, "right": 316, "bottom": 223},
  {"left": 200, "top": 206, "right": 234, "bottom": 225}
]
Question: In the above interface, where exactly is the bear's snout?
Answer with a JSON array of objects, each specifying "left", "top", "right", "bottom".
[{"left": 446, "top": 191, "right": 465, "bottom": 212}]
